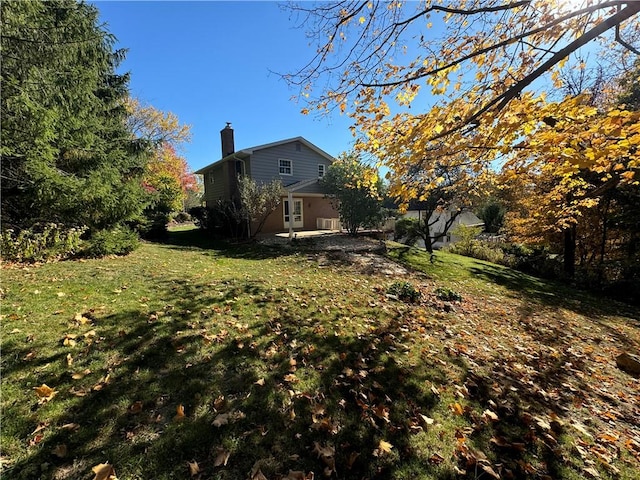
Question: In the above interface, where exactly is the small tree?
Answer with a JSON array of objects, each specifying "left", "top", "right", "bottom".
[
  {"left": 238, "top": 176, "right": 283, "bottom": 238},
  {"left": 322, "top": 153, "right": 385, "bottom": 236}
]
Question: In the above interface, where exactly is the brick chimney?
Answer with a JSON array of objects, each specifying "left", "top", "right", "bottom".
[{"left": 221, "top": 122, "right": 234, "bottom": 157}]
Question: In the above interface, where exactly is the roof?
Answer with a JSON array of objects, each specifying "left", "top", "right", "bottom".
[{"left": 194, "top": 136, "right": 334, "bottom": 174}]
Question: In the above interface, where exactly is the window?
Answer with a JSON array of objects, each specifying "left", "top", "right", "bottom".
[
  {"left": 209, "top": 174, "right": 215, "bottom": 184},
  {"left": 279, "top": 159, "right": 292, "bottom": 175},
  {"left": 318, "top": 164, "right": 326, "bottom": 178}
]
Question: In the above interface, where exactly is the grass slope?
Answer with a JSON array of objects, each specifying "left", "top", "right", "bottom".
[{"left": 1, "top": 231, "right": 638, "bottom": 480}]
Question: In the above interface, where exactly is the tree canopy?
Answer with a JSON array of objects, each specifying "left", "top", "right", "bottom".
[
  {"left": 1, "top": 0, "right": 148, "bottom": 232},
  {"left": 285, "top": 1, "right": 640, "bottom": 206},
  {"left": 322, "top": 153, "right": 385, "bottom": 235}
]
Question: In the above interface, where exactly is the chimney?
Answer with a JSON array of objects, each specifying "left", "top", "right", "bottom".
[{"left": 221, "top": 122, "right": 234, "bottom": 157}]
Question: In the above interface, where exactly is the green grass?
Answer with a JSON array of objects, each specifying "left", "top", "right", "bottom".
[{"left": 1, "top": 232, "right": 639, "bottom": 480}]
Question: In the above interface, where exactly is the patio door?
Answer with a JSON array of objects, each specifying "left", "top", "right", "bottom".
[{"left": 283, "top": 199, "right": 303, "bottom": 229}]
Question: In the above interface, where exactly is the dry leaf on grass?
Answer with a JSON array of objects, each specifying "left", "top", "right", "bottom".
[
  {"left": 174, "top": 404, "right": 186, "bottom": 422},
  {"left": 187, "top": 461, "right": 200, "bottom": 477},
  {"left": 52, "top": 444, "right": 68, "bottom": 458},
  {"left": 92, "top": 463, "right": 117, "bottom": 480},
  {"left": 34, "top": 384, "right": 56, "bottom": 402},
  {"left": 213, "top": 447, "right": 231, "bottom": 467}
]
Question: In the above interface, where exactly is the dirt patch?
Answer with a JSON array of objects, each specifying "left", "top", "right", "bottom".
[
  {"left": 259, "top": 233, "right": 410, "bottom": 276},
  {"left": 314, "top": 251, "right": 410, "bottom": 276}
]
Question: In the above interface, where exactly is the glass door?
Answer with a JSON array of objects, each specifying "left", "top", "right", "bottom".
[{"left": 283, "top": 199, "right": 303, "bottom": 228}]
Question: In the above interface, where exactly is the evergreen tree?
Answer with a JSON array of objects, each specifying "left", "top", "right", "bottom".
[{"left": 1, "top": 0, "right": 148, "bottom": 231}]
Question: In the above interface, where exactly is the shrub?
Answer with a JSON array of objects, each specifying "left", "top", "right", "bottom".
[
  {"left": 394, "top": 217, "right": 420, "bottom": 245},
  {"left": 188, "top": 206, "right": 210, "bottom": 229},
  {"left": 449, "top": 224, "right": 483, "bottom": 256},
  {"left": 1, "top": 223, "right": 86, "bottom": 263},
  {"left": 387, "top": 281, "right": 421, "bottom": 302},
  {"left": 189, "top": 201, "right": 244, "bottom": 238},
  {"left": 83, "top": 226, "right": 140, "bottom": 258},
  {"left": 172, "top": 211, "right": 192, "bottom": 223},
  {"left": 435, "top": 286, "right": 463, "bottom": 302},
  {"left": 134, "top": 211, "right": 169, "bottom": 240}
]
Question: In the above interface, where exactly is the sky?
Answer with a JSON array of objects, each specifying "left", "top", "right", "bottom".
[{"left": 94, "top": 1, "right": 357, "bottom": 172}]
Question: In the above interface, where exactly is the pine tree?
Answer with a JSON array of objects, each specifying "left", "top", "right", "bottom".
[{"left": 1, "top": 0, "right": 148, "bottom": 231}]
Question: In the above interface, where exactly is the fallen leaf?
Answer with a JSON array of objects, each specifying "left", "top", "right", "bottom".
[
  {"left": 23, "top": 351, "right": 36, "bottom": 361},
  {"left": 450, "top": 402, "right": 464, "bottom": 416},
  {"left": 419, "top": 414, "right": 435, "bottom": 426},
  {"left": 60, "top": 423, "right": 80, "bottom": 431},
  {"left": 312, "top": 441, "right": 335, "bottom": 459},
  {"left": 213, "top": 413, "right": 230, "bottom": 427},
  {"left": 174, "top": 404, "right": 185, "bottom": 422},
  {"left": 254, "top": 378, "right": 265, "bottom": 386},
  {"left": 482, "top": 464, "right": 500, "bottom": 479},
  {"left": 52, "top": 444, "right": 68, "bottom": 458},
  {"left": 428, "top": 453, "right": 445, "bottom": 464},
  {"left": 583, "top": 466, "right": 600, "bottom": 478},
  {"left": 187, "top": 461, "right": 200, "bottom": 477},
  {"left": 213, "top": 447, "right": 230, "bottom": 467},
  {"left": 249, "top": 463, "right": 268, "bottom": 480},
  {"left": 91, "top": 463, "right": 117, "bottom": 480},
  {"left": 373, "top": 405, "right": 390, "bottom": 423},
  {"left": 378, "top": 440, "right": 393, "bottom": 453},
  {"left": 129, "top": 401, "right": 143, "bottom": 414},
  {"left": 30, "top": 422, "right": 49, "bottom": 435},
  {"left": 34, "top": 384, "right": 57, "bottom": 402},
  {"left": 483, "top": 409, "right": 499, "bottom": 422},
  {"left": 284, "top": 470, "right": 312, "bottom": 480},
  {"left": 72, "top": 369, "right": 91, "bottom": 380},
  {"left": 74, "top": 313, "right": 92, "bottom": 325}
]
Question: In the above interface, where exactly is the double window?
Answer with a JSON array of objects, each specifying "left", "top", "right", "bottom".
[{"left": 279, "top": 159, "right": 292, "bottom": 175}]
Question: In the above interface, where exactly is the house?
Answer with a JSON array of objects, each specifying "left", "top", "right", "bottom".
[{"left": 195, "top": 124, "right": 340, "bottom": 236}]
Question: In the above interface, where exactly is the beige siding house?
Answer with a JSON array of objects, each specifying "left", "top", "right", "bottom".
[{"left": 195, "top": 124, "right": 340, "bottom": 235}]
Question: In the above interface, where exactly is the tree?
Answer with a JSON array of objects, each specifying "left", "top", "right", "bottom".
[
  {"left": 322, "top": 153, "right": 385, "bottom": 235},
  {"left": 1, "top": 0, "right": 148, "bottom": 232},
  {"left": 124, "top": 98, "right": 196, "bottom": 237},
  {"left": 237, "top": 176, "right": 283, "bottom": 238},
  {"left": 502, "top": 61, "right": 640, "bottom": 283},
  {"left": 125, "top": 99, "right": 196, "bottom": 211},
  {"left": 400, "top": 163, "right": 476, "bottom": 253},
  {"left": 285, "top": 1, "right": 640, "bottom": 207}
]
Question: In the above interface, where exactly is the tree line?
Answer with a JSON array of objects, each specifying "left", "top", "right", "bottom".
[{"left": 1, "top": 0, "right": 199, "bottom": 259}]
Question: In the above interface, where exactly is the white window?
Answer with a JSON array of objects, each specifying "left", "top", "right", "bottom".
[
  {"left": 318, "top": 164, "right": 326, "bottom": 178},
  {"left": 279, "top": 159, "right": 292, "bottom": 175}
]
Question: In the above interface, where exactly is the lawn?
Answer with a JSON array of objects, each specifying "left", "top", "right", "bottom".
[{"left": 1, "top": 230, "right": 639, "bottom": 480}]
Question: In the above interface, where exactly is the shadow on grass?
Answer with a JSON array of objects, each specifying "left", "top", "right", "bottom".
[
  {"left": 155, "top": 227, "right": 294, "bottom": 261},
  {"left": 4, "top": 272, "right": 462, "bottom": 480}
]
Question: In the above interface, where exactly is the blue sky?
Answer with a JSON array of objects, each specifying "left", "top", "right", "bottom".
[{"left": 94, "top": 1, "right": 357, "bottom": 172}]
